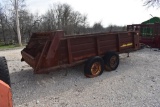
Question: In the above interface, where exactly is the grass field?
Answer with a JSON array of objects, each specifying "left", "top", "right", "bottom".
[{"left": 0, "top": 44, "right": 23, "bottom": 50}]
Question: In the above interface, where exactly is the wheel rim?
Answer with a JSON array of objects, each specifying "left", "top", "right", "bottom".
[
  {"left": 110, "top": 56, "right": 117, "bottom": 68},
  {"left": 91, "top": 62, "right": 101, "bottom": 75}
]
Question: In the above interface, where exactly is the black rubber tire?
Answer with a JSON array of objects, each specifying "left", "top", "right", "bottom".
[
  {"left": 103, "top": 52, "right": 119, "bottom": 71},
  {"left": 0, "top": 57, "right": 11, "bottom": 86},
  {"left": 84, "top": 56, "right": 104, "bottom": 78}
]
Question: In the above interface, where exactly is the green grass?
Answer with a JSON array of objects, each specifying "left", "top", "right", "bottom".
[{"left": 0, "top": 44, "right": 23, "bottom": 50}]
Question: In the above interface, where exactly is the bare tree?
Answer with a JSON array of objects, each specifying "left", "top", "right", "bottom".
[
  {"left": 3, "top": 0, "right": 26, "bottom": 45},
  {"left": 0, "top": 3, "right": 12, "bottom": 44},
  {"left": 15, "top": 0, "right": 22, "bottom": 46},
  {"left": 144, "top": 0, "right": 160, "bottom": 7},
  {"left": 41, "top": 3, "right": 89, "bottom": 35},
  {"left": 0, "top": 4, "right": 6, "bottom": 44},
  {"left": 0, "top": 2, "right": 127, "bottom": 45},
  {"left": 92, "top": 22, "right": 104, "bottom": 33}
]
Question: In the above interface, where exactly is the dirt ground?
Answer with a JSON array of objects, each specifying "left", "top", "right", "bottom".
[{"left": 0, "top": 48, "right": 160, "bottom": 107}]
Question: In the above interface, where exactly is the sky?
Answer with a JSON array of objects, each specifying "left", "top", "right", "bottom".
[{"left": 25, "top": 0, "right": 160, "bottom": 27}]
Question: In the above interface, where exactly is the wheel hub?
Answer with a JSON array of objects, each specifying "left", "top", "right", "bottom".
[
  {"left": 110, "top": 56, "right": 117, "bottom": 68},
  {"left": 91, "top": 62, "right": 101, "bottom": 75}
]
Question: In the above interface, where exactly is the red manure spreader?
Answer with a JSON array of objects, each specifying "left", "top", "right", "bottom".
[{"left": 21, "top": 31, "right": 139, "bottom": 77}]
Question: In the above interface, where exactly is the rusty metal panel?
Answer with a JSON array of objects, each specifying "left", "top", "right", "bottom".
[
  {"left": 133, "top": 33, "right": 140, "bottom": 50},
  {"left": 46, "top": 31, "right": 64, "bottom": 59},
  {"left": 35, "top": 41, "right": 50, "bottom": 73},
  {"left": 70, "top": 37, "right": 97, "bottom": 61},
  {"left": 70, "top": 37, "right": 95, "bottom": 45},
  {"left": 71, "top": 43, "right": 95, "bottom": 52},
  {"left": 98, "top": 34, "right": 117, "bottom": 41},
  {"left": 96, "top": 37, "right": 100, "bottom": 55},
  {"left": 72, "top": 49, "right": 96, "bottom": 61},
  {"left": 100, "top": 46, "right": 117, "bottom": 54},
  {"left": 99, "top": 40, "right": 117, "bottom": 47},
  {"left": 67, "top": 39, "right": 73, "bottom": 64},
  {"left": 21, "top": 51, "right": 36, "bottom": 68},
  {"left": 117, "top": 34, "right": 120, "bottom": 52}
]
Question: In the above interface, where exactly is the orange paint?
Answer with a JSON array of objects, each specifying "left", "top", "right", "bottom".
[{"left": 0, "top": 80, "right": 13, "bottom": 107}]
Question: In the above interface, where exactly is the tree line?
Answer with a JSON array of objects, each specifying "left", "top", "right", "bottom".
[{"left": 0, "top": 0, "right": 155, "bottom": 45}]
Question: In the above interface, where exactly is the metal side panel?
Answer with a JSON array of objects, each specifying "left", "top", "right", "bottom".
[{"left": 21, "top": 51, "right": 36, "bottom": 69}]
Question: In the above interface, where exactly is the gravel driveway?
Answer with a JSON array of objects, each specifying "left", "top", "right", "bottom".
[{"left": 0, "top": 48, "right": 160, "bottom": 107}]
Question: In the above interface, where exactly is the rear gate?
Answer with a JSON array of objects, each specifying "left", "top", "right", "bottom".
[{"left": 21, "top": 31, "right": 64, "bottom": 73}]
